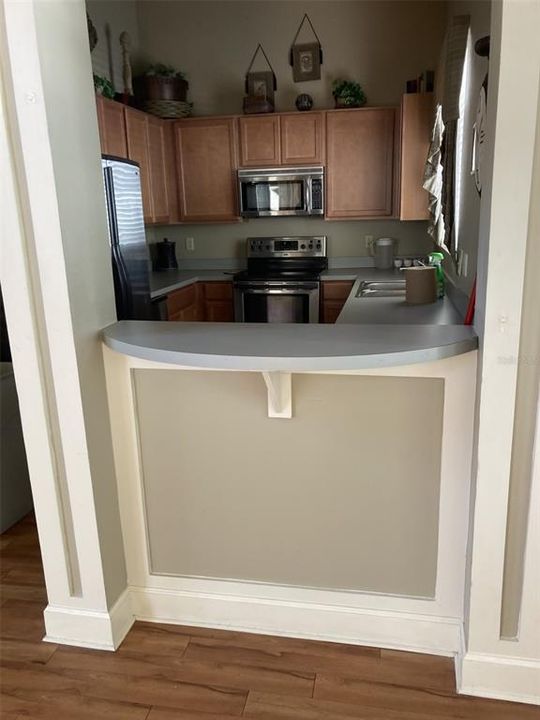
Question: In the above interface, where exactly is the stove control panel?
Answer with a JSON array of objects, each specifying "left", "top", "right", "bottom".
[{"left": 247, "top": 236, "right": 327, "bottom": 258}]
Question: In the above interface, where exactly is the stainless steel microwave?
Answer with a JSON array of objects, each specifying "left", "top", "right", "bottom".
[{"left": 238, "top": 166, "right": 324, "bottom": 218}]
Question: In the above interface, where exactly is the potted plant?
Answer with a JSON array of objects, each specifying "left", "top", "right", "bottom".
[
  {"left": 134, "top": 63, "right": 189, "bottom": 103},
  {"left": 93, "top": 73, "right": 115, "bottom": 99},
  {"left": 332, "top": 79, "right": 367, "bottom": 109}
]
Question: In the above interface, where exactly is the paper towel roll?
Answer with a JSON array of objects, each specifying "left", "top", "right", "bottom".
[{"left": 404, "top": 267, "right": 437, "bottom": 305}]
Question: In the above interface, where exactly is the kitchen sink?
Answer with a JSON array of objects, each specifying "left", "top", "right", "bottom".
[{"left": 356, "top": 280, "right": 406, "bottom": 298}]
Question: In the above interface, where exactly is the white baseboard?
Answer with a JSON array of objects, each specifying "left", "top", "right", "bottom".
[
  {"left": 130, "top": 585, "right": 461, "bottom": 656},
  {"left": 43, "top": 588, "right": 134, "bottom": 651},
  {"left": 459, "top": 652, "right": 540, "bottom": 706}
]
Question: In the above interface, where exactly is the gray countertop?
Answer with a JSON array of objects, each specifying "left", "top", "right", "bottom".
[
  {"left": 150, "top": 269, "right": 237, "bottom": 299},
  {"left": 150, "top": 267, "right": 367, "bottom": 298},
  {"left": 336, "top": 272, "right": 462, "bottom": 325},
  {"left": 103, "top": 321, "right": 477, "bottom": 372},
  {"left": 105, "top": 265, "right": 477, "bottom": 371}
]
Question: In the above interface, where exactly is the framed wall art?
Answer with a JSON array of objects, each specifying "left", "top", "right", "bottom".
[
  {"left": 246, "top": 71, "right": 275, "bottom": 104},
  {"left": 289, "top": 14, "right": 323, "bottom": 83},
  {"left": 291, "top": 42, "right": 321, "bottom": 82}
]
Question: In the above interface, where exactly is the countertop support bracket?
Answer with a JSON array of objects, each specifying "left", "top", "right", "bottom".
[{"left": 262, "top": 372, "right": 292, "bottom": 418}]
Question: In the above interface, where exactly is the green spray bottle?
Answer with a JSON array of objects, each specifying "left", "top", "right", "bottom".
[{"left": 428, "top": 252, "right": 445, "bottom": 298}]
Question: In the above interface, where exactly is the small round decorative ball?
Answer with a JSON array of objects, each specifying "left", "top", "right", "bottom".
[{"left": 295, "top": 93, "right": 313, "bottom": 111}]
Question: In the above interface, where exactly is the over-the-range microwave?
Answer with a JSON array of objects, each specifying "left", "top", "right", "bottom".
[{"left": 238, "top": 166, "right": 324, "bottom": 218}]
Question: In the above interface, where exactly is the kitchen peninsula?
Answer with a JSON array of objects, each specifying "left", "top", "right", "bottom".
[{"left": 102, "top": 296, "right": 477, "bottom": 655}]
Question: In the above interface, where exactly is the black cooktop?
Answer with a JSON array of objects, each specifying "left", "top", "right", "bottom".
[
  {"left": 233, "top": 269, "right": 322, "bottom": 282},
  {"left": 234, "top": 255, "right": 328, "bottom": 283}
]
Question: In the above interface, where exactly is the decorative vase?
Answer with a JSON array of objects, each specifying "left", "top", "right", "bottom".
[{"left": 295, "top": 93, "right": 313, "bottom": 111}]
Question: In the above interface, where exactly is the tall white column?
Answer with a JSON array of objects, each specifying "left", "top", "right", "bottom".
[
  {"left": 0, "top": 0, "right": 132, "bottom": 648},
  {"left": 460, "top": 0, "right": 540, "bottom": 704}
]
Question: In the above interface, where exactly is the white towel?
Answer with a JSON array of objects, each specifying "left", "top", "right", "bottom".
[{"left": 423, "top": 104, "right": 446, "bottom": 249}]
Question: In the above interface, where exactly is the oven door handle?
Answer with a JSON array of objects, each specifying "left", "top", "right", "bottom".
[{"left": 241, "top": 288, "right": 315, "bottom": 295}]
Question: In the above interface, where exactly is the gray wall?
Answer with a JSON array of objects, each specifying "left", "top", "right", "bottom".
[
  {"left": 134, "top": 370, "right": 444, "bottom": 598},
  {"left": 147, "top": 218, "right": 433, "bottom": 260},
  {"left": 137, "top": 0, "right": 447, "bottom": 115},
  {"left": 86, "top": 0, "right": 142, "bottom": 92}
]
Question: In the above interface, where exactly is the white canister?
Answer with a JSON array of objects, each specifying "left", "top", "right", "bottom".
[{"left": 373, "top": 237, "right": 397, "bottom": 270}]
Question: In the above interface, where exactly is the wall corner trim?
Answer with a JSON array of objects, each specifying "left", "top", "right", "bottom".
[
  {"left": 458, "top": 652, "right": 540, "bottom": 706},
  {"left": 43, "top": 588, "right": 134, "bottom": 651}
]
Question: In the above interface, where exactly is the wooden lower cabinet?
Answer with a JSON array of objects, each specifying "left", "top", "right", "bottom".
[
  {"left": 320, "top": 281, "right": 354, "bottom": 323},
  {"left": 166, "top": 283, "right": 203, "bottom": 322},
  {"left": 201, "top": 282, "right": 234, "bottom": 322},
  {"left": 166, "top": 282, "right": 234, "bottom": 322}
]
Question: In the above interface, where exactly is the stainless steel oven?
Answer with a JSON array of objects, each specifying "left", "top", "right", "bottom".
[
  {"left": 238, "top": 166, "right": 324, "bottom": 218},
  {"left": 234, "top": 280, "right": 320, "bottom": 323},
  {"left": 233, "top": 236, "right": 327, "bottom": 324}
]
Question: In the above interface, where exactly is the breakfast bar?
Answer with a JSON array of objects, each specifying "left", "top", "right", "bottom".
[{"left": 102, "top": 297, "right": 478, "bottom": 654}]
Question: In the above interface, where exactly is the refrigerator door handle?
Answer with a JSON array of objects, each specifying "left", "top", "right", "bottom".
[{"left": 111, "top": 244, "right": 132, "bottom": 319}]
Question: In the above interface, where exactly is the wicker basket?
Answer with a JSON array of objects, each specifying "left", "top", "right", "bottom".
[{"left": 142, "top": 99, "right": 192, "bottom": 119}]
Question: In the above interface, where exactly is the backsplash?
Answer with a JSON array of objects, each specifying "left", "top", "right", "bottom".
[{"left": 146, "top": 219, "right": 433, "bottom": 260}]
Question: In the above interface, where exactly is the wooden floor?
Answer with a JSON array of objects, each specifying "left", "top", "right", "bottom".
[{"left": 0, "top": 516, "right": 537, "bottom": 719}]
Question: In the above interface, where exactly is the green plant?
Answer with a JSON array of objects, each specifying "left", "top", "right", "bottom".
[
  {"left": 332, "top": 79, "right": 366, "bottom": 107},
  {"left": 93, "top": 73, "right": 114, "bottom": 99},
  {"left": 144, "top": 63, "right": 186, "bottom": 80}
]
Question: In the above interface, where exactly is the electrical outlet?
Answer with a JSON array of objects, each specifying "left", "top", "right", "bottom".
[
  {"left": 185, "top": 237, "right": 195, "bottom": 252},
  {"left": 364, "top": 235, "right": 373, "bottom": 251}
]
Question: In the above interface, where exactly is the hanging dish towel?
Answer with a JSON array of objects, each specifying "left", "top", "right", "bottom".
[{"left": 423, "top": 104, "right": 446, "bottom": 249}]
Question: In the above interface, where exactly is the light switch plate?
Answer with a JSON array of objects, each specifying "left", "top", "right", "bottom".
[{"left": 186, "top": 237, "right": 195, "bottom": 252}]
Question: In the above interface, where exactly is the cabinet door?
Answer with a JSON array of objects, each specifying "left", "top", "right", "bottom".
[
  {"left": 202, "top": 282, "right": 234, "bottom": 322},
  {"left": 175, "top": 118, "right": 239, "bottom": 222},
  {"left": 281, "top": 112, "right": 324, "bottom": 165},
  {"left": 163, "top": 121, "right": 181, "bottom": 223},
  {"left": 326, "top": 109, "right": 395, "bottom": 218},
  {"left": 205, "top": 300, "right": 234, "bottom": 322},
  {"left": 320, "top": 281, "right": 354, "bottom": 323},
  {"left": 400, "top": 94, "right": 433, "bottom": 220},
  {"left": 125, "top": 107, "right": 153, "bottom": 223},
  {"left": 238, "top": 116, "right": 280, "bottom": 167},
  {"left": 96, "top": 96, "right": 127, "bottom": 157},
  {"left": 147, "top": 115, "right": 169, "bottom": 224},
  {"left": 166, "top": 284, "right": 202, "bottom": 321}
]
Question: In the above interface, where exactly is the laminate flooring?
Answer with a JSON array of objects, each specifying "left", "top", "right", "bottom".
[{"left": 1, "top": 515, "right": 538, "bottom": 719}]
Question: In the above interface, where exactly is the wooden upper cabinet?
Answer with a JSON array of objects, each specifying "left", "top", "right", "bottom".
[
  {"left": 125, "top": 107, "right": 153, "bottom": 223},
  {"left": 239, "top": 115, "right": 280, "bottom": 167},
  {"left": 175, "top": 117, "right": 238, "bottom": 222},
  {"left": 96, "top": 96, "right": 127, "bottom": 158},
  {"left": 281, "top": 112, "right": 324, "bottom": 165},
  {"left": 326, "top": 108, "right": 396, "bottom": 219},
  {"left": 163, "top": 121, "right": 181, "bottom": 223},
  {"left": 146, "top": 115, "right": 169, "bottom": 224},
  {"left": 400, "top": 93, "right": 433, "bottom": 220}
]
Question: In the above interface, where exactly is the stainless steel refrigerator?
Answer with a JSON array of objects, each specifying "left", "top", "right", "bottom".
[{"left": 102, "top": 156, "right": 163, "bottom": 320}]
